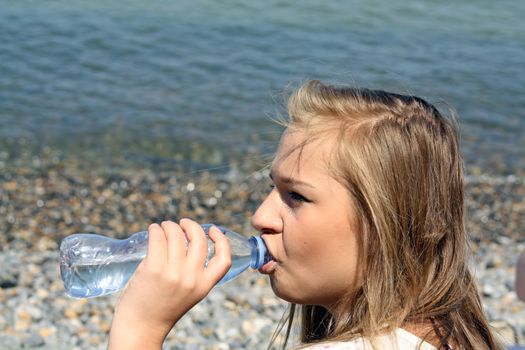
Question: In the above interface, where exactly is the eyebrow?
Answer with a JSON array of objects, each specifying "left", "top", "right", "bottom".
[{"left": 269, "top": 171, "right": 316, "bottom": 188}]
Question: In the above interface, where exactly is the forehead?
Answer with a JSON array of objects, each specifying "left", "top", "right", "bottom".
[{"left": 272, "top": 129, "right": 333, "bottom": 179}]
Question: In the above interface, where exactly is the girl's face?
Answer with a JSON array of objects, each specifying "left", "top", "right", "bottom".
[{"left": 252, "top": 129, "right": 362, "bottom": 310}]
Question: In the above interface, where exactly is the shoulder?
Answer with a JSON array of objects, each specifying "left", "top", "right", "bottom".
[{"left": 300, "top": 328, "right": 437, "bottom": 350}]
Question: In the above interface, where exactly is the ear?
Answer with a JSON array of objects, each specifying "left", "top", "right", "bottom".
[{"left": 517, "top": 250, "right": 525, "bottom": 302}]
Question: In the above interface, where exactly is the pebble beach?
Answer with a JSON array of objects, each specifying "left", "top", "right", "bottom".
[
  {"left": 0, "top": 155, "right": 524, "bottom": 350},
  {"left": 2, "top": 0, "right": 525, "bottom": 348}
]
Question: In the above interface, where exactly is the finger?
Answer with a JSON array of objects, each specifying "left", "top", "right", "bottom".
[
  {"left": 179, "top": 218, "right": 209, "bottom": 269},
  {"left": 204, "top": 225, "right": 232, "bottom": 285},
  {"left": 161, "top": 220, "right": 187, "bottom": 265},
  {"left": 146, "top": 223, "right": 168, "bottom": 267}
]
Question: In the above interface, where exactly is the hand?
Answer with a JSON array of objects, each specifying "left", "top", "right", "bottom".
[{"left": 108, "top": 219, "right": 232, "bottom": 350}]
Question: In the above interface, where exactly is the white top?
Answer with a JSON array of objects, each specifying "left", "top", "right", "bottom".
[{"left": 302, "top": 328, "right": 437, "bottom": 350}]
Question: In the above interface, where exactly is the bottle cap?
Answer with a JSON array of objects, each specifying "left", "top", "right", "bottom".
[{"left": 252, "top": 235, "right": 271, "bottom": 269}]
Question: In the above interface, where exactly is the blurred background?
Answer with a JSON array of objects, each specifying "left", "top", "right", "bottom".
[
  {"left": 0, "top": 0, "right": 524, "bottom": 349},
  {"left": 1, "top": 0, "right": 524, "bottom": 174}
]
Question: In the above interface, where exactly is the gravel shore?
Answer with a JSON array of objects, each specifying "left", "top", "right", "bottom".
[{"left": 0, "top": 161, "right": 524, "bottom": 349}]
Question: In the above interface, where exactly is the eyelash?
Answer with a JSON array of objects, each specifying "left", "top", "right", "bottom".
[
  {"left": 270, "top": 184, "right": 310, "bottom": 203},
  {"left": 289, "top": 191, "right": 309, "bottom": 202}
]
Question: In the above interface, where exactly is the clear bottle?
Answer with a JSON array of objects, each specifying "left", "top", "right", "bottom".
[{"left": 60, "top": 224, "right": 271, "bottom": 298}]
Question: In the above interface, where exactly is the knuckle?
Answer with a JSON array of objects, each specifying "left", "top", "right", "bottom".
[
  {"left": 221, "top": 255, "right": 232, "bottom": 269},
  {"left": 149, "top": 223, "right": 160, "bottom": 231},
  {"left": 179, "top": 217, "right": 192, "bottom": 227},
  {"left": 161, "top": 220, "right": 175, "bottom": 229}
]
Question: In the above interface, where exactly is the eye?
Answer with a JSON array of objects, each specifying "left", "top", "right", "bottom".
[{"left": 289, "top": 191, "right": 310, "bottom": 203}]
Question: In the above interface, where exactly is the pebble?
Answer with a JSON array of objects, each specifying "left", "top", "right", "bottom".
[
  {"left": 0, "top": 161, "right": 524, "bottom": 348},
  {"left": 24, "top": 333, "right": 45, "bottom": 347}
]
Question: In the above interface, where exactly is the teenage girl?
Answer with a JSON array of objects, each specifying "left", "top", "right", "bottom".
[{"left": 108, "top": 80, "right": 504, "bottom": 349}]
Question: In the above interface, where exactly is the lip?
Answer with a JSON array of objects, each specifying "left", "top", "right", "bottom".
[
  {"left": 259, "top": 234, "right": 279, "bottom": 274},
  {"left": 258, "top": 260, "right": 277, "bottom": 274}
]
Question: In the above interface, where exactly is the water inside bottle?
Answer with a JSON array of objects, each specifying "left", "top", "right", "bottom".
[
  {"left": 62, "top": 256, "right": 142, "bottom": 298},
  {"left": 216, "top": 255, "right": 252, "bottom": 285},
  {"left": 61, "top": 236, "right": 258, "bottom": 298},
  {"left": 63, "top": 254, "right": 254, "bottom": 297}
]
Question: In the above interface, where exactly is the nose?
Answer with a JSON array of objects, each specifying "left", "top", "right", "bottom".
[{"left": 251, "top": 189, "right": 283, "bottom": 234}]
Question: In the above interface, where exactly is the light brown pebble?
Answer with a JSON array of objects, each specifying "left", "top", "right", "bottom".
[
  {"left": 36, "top": 237, "right": 57, "bottom": 250},
  {"left": 15, "top": 310, "right": 32, "bottom": 331},
  {"left": 201, "top": 327, "right": 214, "bottom": 337},
  {"left": 89, "top": 315, "right": 101, "bottom": 324},
  {"left": 64, "top": 307, "right": 77, "bottom": 319},
  {"left": 36, "top": 288, "right": 49, "bottom": 299},
  {"left": 129, "top": 222, "right": 143, "bottom": 232},
  {"left": 88, "top": 334, "right": 103, "bottom": 345},
  {"left": 241, "top": 320, "right": 254, "bottom": 335},
  {"left": 99, "top": 320, "right": 112, "bottom": 333},
  {"left": 75, "top": 325, "right": 88, "bottom": 337},
  {"left": 53, "top": 297, "right": 68, "bottom": 308},
  {"left": 223, "top": 300, "right": 237, "bottom": 311},
  {"left": 3, "top": 326, "right": 19, "bottom": 336},
  {"left": 255, "top": 276, "right": 268, "bottom": 287},
  {"left": 71, "top": 298, "right": 88, "bottom": 312},
  {"left": 39, "top": 326, "right": 56, "bottom": 338},
  {"left": 4, "top": 181, "right": 17, "bottom": 191}
]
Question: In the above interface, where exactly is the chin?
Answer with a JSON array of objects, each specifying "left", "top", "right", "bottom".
[
  {"left": 270, "top": 278, "right": 341, "bottom": 308},
  {"left": 270, "top": 278, "right": 295, "bottom": 303},
  {"left": 270, "top": 278, "right": 314, "bottom": 305}
]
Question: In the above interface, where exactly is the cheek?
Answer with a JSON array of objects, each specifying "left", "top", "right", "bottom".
[
  {"left": 282, "top": 231, "right": 336, "bottom": 280},
  {"left": 292, "top": 223, "right": 361, "bottom": 288},
  {"left": 286, "top": 212, "right": 353, "bottom": 260},
  {"left": 282, "top": 230, "right": 322, "bottom": 264},
  {"left": 276, "top": 225, "right": 362, "bottom": 304}
]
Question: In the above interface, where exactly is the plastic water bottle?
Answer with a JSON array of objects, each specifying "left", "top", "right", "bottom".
[{"left": 60, "top": 224, "right": 271, "bottom": 298}]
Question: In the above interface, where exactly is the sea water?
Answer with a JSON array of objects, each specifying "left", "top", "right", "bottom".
[{"left": 1, "top": 0, "right": 524, "bottom": 174}]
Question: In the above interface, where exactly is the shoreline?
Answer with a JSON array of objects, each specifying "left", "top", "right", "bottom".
[{"left": 1, "top": 160, "right": 523, "bottom": 248}]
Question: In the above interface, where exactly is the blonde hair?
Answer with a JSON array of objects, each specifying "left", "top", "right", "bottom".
[{"left": 271, "top": 80, "right": 503, "bottom": 350}]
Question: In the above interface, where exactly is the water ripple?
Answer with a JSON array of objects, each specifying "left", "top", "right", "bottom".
[{"left": 0, "top": 0, "right": 523, "bottom": 173}]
